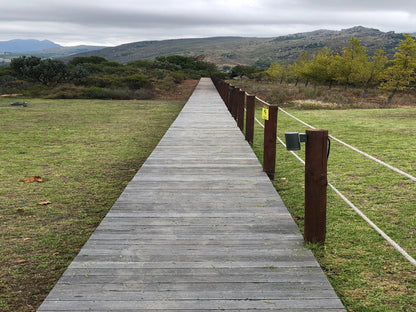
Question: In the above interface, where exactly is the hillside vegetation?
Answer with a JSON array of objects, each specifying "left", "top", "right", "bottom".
[
  {"left": 68, "top": 26, "right": 405, "bottom": 68},
  {"left": 0, "top": 55, "right": 220, "bottom": 99},
  {"left": 229, "top": 34, "right": 416, "bottom": 106},
  {"left": 1, "top": 27, "right": 415, "bottom": 106}
]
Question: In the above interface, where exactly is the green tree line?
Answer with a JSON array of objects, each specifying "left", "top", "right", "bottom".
[
  {"left": 0, "top": 55, "right": 222, "bottom": 99},
  {"left": 234, "top": 34, "right": 416, "bottom": 104}
]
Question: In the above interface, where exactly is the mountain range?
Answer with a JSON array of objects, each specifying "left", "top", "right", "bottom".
[
  {"left": 0, "top": 39, "right": 105, "bottom": 63},
  {"left": 63, "top": 26, "right": 409, "bottom": 68},
  {"left": 0, "top": 39, "right": 61, "bottom": 52},
  {"left": 0, "top": 26, "right": 414, "bottom": 68}
]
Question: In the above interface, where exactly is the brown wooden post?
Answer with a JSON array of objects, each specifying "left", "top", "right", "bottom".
[
  {"left": 237, "top": 90, "right": 245, "bottom": 131},
  {"left": 263, "top": 105, "right": 278, "bottom": 180},
  {"left": 245, "top": 95, "right": 255, "bottom": 144},
  {"left": 231, "top": 87, "right": 239, "bottom": 121},
  {"left": 304, "top": 129, "right": 328, "bottom": 244},
  {"left": 227, "top": 85, "right": 233, "bottom": 113},
  {"left": 221, "top": 81, "right": 227, "bottom": 102}
]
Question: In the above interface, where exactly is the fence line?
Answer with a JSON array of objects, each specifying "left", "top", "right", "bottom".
[
  {"left": 254, "top": 112, "right": 416, "bottom": 268},
  {"left": 212, "top": 77, "right": 416, "bottom": 266},
  {"left": 276, "top": 105, "right": 416, "bottom": 182}
]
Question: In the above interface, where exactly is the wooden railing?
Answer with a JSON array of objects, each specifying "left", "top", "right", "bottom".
[
  {"left": 211, "top": 76, "right": 328, "bottom": 244},
  {"left": 212, "top": 77, "right": 278, "bottom": 180}
]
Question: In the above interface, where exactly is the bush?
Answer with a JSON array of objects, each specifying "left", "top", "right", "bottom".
[
  {"left": 302, "top": 87, "right": 322, "bottom": 99},
  {"left": 78, "top": 75, "right": 121, "bottom": 88},
  {"left": 269, "top": 88, "right": 295, "bottom": 104},
  {"left": 170, "top": 71, "right": 186, "bottom": 83},
  {"left": 157, "top": 76, "right": 176, "bottom": 92},
  {"left": 86, "top": 87, "right": 116, "bottom": 99},
  {"left": 123, "top": 74, "right": 152, "bottom": 89},
  {"left": 133, "top": 88, "right": 156, "bottom": 100},
  {"left": 46, "top": 84, "right": 88, "bottom": 99}
]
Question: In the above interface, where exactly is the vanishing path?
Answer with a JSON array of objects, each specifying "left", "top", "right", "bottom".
[{"left": 37, "top": 78, "right": 345, "bottom": 311}]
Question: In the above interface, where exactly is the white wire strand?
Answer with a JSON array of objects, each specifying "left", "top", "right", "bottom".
[
  {"left": 254, "top": 115, "right": 416, "bottom": 267},
  {"left": 256, "top": 116, "right": 306, "bottom": 164},
  {"left": 327, "top": 182, "right": 416, "bottom": 267},
  {"left": 253, "top": 97, "right": 416, "bottom": 182}
]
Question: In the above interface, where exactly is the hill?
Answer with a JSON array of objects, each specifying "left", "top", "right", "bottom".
[
  {"left": 4, "top": 45, "right": 106, "bottom": 59},
  {"left": 0, "top": 44, "right": 107, "bottom": 66},
  {"left": 67, "top": 26, "right": 406, "bottom": 68},
  {"left": 0, "top": 39, "right": 61, "bottom": 52}
]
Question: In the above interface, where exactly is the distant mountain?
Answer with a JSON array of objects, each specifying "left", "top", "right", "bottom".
[
  {"left": 66, "top": 26, "right": 407, "bottom": 68},
  {"left": 0, "top": 43, "right": 107, "bottom": 66},
  {"left": 6, "top": 45, "right": 106, "bottom": 59},
  {"left": 0, "top": 39, "right": 61, "bottom": 52}
]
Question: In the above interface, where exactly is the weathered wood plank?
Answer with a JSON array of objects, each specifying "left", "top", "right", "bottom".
[
  {"left": 37, "top": 78, "right": 345, "bottom": 311},
  {"left": 46, "top": 281, "right": 336, "bottom": 293},
  {"left": 45, "top": 290, "right": 340, "bottom": 301},
  {"left": 66, "top": 261, "right": 319, "bottom": 271},
  {"left": 39, "top": 299, "right": 345, "bottom": 310}
]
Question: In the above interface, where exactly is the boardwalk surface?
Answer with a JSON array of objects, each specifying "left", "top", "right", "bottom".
[{"left": 37, "top": 78, "right": 345, "bottom": 311}]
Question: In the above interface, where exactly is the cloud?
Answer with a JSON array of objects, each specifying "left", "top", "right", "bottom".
[{"left": 0, "top": 0, "right": 415, "bottom": 46}]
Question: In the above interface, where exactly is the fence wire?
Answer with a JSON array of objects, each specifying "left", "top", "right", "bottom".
[{"left": 253, "top": 109, "right": 416, "bottom": 267}]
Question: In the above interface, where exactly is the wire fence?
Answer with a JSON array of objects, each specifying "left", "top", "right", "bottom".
[
  {"left": 254, "top": 112, "right": 416, "bottom": 267},
  {"left": 211, "top": 76, "right": 416, "bottom": 267}
]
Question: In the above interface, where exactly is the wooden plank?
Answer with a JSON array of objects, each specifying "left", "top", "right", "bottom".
[
  {"left": 67, "top": 261, "right": 319, "bottom": 269},
  {"left": 39, "top": 299, "right": 345, "bottom": 310},
  {"left": 45, "top": 289, "right": 341, "bottom": 301},
  {"left": 37, "top": 78, "right": 345, "bottom": 311},
  {"left": 47, "top": 281, "right": 335, "bottom": 293}
]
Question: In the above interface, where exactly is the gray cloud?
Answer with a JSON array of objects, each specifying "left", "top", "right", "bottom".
[{"left": 1, "top": 0, "right": 415, "bottom": 46}]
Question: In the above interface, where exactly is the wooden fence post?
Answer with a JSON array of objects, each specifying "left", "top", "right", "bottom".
[
  {"left": 263, "top": 105, "right": 278, "bottom": 180},
  {"left": 231, "top": 87, "right": 239, "bottom": 121},
  {"left": 245, "top": 95, "right": 255, "bottom": 144},
  {"left": 304, "top": 129, "right": 328, "bottom": 244},
  {"left": 237, "top": 90, "right": 245, "bottom": 132},
  {"left": 227, "top": 85, "right": 233, "bottom": 113},
  {"left": 221, "top": 81, "right": 227, "bottom": 103}
]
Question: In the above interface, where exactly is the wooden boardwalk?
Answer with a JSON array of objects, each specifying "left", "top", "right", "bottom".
[{"left": 37, "top": 78, "right": 345, "bottom": 311}]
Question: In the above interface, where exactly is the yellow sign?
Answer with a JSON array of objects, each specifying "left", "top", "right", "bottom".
[{"left": 262, "top": 107, "right": 269, "bottom": 120}]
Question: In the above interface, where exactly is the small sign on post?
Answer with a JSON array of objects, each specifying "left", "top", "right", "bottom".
[
  {"left": 262, "top": 107, "right": 269, "bottom": 120},
  {"left": 263, "top": 106, "right": 278, "bottom": 180}
]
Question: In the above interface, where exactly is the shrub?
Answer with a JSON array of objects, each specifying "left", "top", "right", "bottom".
[
  {"left": 157, "top": 76, "right": 176, "bottom": 92},
  {"left": 170, "top": 71, "right": 186, "bottom": 83},
  {"left": 123, "top": 74, "right": 152, "bottom": 89},
  {"left": 87, "top": 87, "right": 116, "bottom": 99},
  {"left": 302, "top": 87, "right": 322, "bottom": 99},
  {"left": 46, "top": 84, "right": 88, "bottom": 99},
  {"left": 133, "top": 88, "right": 156, "bottom": 100}
]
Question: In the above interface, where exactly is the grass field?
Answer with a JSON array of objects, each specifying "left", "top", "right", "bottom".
[
  {"left": 1, "top": 93, "right": 415, "bottom": 312},
  {"left": 0, "top": 98, "right": 184, "bottom": 311},
  {"left": 252, "top": 107, "right": 416, "bottom": 312}
]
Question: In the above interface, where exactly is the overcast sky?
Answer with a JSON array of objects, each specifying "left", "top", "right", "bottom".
[{"left": 1, "top": 0, "right": 416, "bottom": 46}]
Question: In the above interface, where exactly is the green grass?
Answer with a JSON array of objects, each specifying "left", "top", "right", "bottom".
[
  {"left": 252, "top": 107, "right": 416, "bottom": 312},
  {"left": 2, "top": 94, "right": 415, "bottom": 311},
  {"left": 0, "top": 98, "right": 184, "bottom": 312}
]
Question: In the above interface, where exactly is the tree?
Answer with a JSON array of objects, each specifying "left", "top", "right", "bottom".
[
  {"left": 360, "top": 48, "right": 388, "bottom": 95},
  {"left": 230, "top": 65, "right": 258, "bottom": 79},
  {"left": 381, "top": 34, "right": 416, "bottom": 104},
  {"left": 10, "top": 56, "right": 42, "bottom": 79},
  {"left": 302, "top": 47, "right": 335, "bottom": 87},
  {"left": 332, "top": 38, "right": 369, "bottom": 89},
  {"left": 10, "top": 56, "right": 68, "bottom": 86},
  {"left": 35, "top": 59, "right": 68, "bottom": 86},
  {"left": 265, "top": 62, "right": 286, "bottom": 83},
  {"left": 292, "top": 51, "right": 308, "bottom": 86}
]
